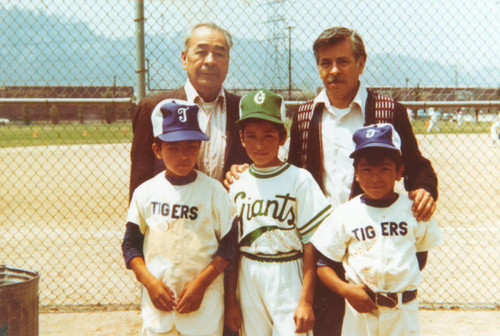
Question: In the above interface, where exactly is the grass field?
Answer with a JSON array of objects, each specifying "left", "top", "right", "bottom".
[
  {"left": 0, "top": 119, "right": 492, "bottom": 148},
  {"left": 0, "top": 121, "right": 133, "bottom": 147}
]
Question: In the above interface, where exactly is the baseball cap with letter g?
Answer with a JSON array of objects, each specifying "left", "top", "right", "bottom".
[
  {"left": 151, "top": 99, "right": 209, "bottom": 142},
  {"left": 350, "top": 123, "right": 402, "bottom": 158},
  {"left": 238, "top": 89, "right": 286, "bottom": 125}
]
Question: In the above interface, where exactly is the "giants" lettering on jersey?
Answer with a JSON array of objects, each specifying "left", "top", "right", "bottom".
[{"left": 234, "top": 191, "right": 296, "bottom": 226}]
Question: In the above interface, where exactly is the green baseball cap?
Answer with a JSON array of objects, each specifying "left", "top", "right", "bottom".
[{"left": 238, "top": 89, "right": 285, "bottom": 125}]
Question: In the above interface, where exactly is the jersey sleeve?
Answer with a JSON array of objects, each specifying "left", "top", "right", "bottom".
[
  {"left": 295, "top": 172, "right": 333, "bottom": 243},
  {"left": 121, "top": 222, "right": 145, "bottom": 269},
  {"left": 214, "top": 217, "right": 239, "bottom": 261},
  {"left": 126, "top": 189, "right": 148, "bottom": 234},
  {"left": 414, "top": 217, "right": 443, "bottom": 252},
  {"left": 212, "top": 183, "right": 238, "bottom": 241},
  {"left": 310, "top": 210, "right": 348, "bottom": 263}
]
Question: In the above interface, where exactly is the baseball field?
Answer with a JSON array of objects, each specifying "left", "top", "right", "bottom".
[{"left": 1, "top": 129, "right": 499, "bottom": 334}]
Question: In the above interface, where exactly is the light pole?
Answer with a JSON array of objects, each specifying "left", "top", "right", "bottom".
[
  {"left": 134, "top": 0, "right": 146, "bottom": 101},
  {"left": 405, "top": 77, "right": 409, "bottom": 101}
]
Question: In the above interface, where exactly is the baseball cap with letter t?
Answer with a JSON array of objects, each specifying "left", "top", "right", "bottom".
[
  {"left": 350, "top": 123, "right": 402, "bottom": 158},
  {"left": 238, "top": 89, "right": 286, "bottom": 124},
  {"left": 151, "top": 99, "right": 209, "bottom": 142}
]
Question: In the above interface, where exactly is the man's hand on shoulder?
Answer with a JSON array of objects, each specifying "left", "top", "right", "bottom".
[
  {"left": 223, "top": 163, "right": 250, "bottom": 189},
  {"left": 408, "top": 188, "right": 436, "bottom": 221}
]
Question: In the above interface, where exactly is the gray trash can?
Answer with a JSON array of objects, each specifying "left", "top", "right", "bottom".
[{"left": 0, "top": 266, "right": 39, "bottom": 336}]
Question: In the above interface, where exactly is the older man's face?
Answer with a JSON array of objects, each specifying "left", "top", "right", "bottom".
[
  {"left": 181, "top": 26, "right": 230, "bottom": 102},
  {"left": 317, "top": 38, "right": 365, "bottom": 108}
]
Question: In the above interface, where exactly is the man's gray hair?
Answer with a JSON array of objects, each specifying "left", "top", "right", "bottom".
[
  {"left": 313, "top": 27, "right": 367, "bottom": 64},
  {"left": 183, "top": 23, "right": 233, "bottom": 51}
]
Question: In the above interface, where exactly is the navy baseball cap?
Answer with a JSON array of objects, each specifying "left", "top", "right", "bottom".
[
  {"left": 350, "top": 123, "right": 401, "bottom": 158},
  {"left": 151, "top": 99, "right": 209, "bottom": 142}
]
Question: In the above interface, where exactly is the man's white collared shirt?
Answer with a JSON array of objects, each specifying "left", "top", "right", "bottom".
[
  {"left": 184, "top": 80, "right": 227, "bottom": 181},
  {"left": 316, "top": 83, "right": 367, "bottom": 208}
]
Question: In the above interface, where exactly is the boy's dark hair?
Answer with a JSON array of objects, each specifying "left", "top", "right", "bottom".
[
  {"left": 239, "top": 118, "right": 287, "bottom": 140},
  {"left": 353, "top": 147, "right": 403, "bottom": 169},
  {"left": 153, "top": 137, "right": 202, "bottom": 147},
  {"left": 153, "top": 137, "right": 162, "bottom": 147}
]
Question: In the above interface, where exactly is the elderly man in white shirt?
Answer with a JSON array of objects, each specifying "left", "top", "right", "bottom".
[{"left": 129, "top": 23, "right": 250, "bottom": 198}]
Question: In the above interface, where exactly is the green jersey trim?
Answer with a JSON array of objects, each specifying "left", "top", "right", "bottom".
[
  {"left": 241, "top": 250, "right": 303, "bottom": 263},
  {"left": 248, "top": 163, "right": 291, "bottom": 179},
  {"left": 239, "top": 224, "right": 295, "bottom": 247},
  {"left": 299, "top": 204, "right": 333, "bottom": 236}
]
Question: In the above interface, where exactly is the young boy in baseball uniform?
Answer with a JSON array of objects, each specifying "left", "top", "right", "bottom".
[
  {"left": 224, "top": 89, "right": 333, "bottom": 336},
  {"left": 311, "top": 124, "right": 442, "bottom": 336},
  {"left": 121, "top": 99, "right": 238, "bottom": 336}
]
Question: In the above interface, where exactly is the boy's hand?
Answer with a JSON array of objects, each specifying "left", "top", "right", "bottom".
[
  {"left": 176, "top": 278, "right": 207, "bottom": 314},
  {"left": 223, "top": 163, "right": 249, "bottom": 189},
  {"left": 293, "top": 301, "right": 315, "bottom": 333},
  {"left": 344, "top": 284, "right": 377, "bottom": 313},
  {"left": 408, "top": 188, "right": 436, "bottom": 221},
  {"left": 144, "top": 277, "right": 176, "bottom": 312},
  {"left": 224, "top": 302, "right": 242, "bottom": 332}
]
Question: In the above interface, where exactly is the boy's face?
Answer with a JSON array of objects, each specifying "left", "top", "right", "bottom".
[
  {"left": 240, "top": 120, "right": 286, "bottom": 168},
  {"left": 355, "top": 157, "right": 404, "bottom": 201},
  {"left": 152, "top": 140, "right": 201, "bottom": 178}
]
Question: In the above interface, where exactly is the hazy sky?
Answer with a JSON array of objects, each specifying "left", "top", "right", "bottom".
[
  {"left": 6, "top": 0, "right": 498, "bottom": 69},
  {"left": 2, "top": 0, "right": 499, "bottom": 88}
]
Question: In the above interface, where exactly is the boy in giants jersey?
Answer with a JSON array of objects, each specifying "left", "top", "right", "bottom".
[
  {"left": 122, "top": 99, "right": 238, "bottom": 336},
  {"left": 224, "top": 89, "right": 333, "bottom": 336},
  {"left": 311, "top": 124, "right": 442, "bottom": 336}
]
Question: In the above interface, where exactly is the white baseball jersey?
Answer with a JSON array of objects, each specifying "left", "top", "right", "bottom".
[
  {"left": 229, "top": 163, "right": 332, "bottom": 258},
  {"left": 230, "top": 163, "right": 332, "bottom": 336},
  {"left": 311, "top": 194, "right": 442, "bottom": 292},
  {"left": 312, "top": 194, "right": 442, "bottom": 336},
  {"left": 127, "top": 170, "right": 236, "bottom": 335}
]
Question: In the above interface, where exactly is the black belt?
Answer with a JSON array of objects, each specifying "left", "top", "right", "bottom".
[{"left": 366, "top": 289, "right": 417, "bottom": 308}]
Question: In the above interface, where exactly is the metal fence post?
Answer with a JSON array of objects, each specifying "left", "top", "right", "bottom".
[{"left": 135, "top": 0, "right": 146, "bottom": 101}]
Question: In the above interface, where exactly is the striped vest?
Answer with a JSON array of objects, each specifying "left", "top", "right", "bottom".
[{"left": 295, "top": 90, "right": 395, "bottom": 165}]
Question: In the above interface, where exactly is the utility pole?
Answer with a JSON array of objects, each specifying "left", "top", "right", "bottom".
[
  {"left": 135, "top": 0, "right": 146, "bottom": 101},
  {"left": 405, "top": 77, "right": 409, "bottom": 101},
  {"left": 288, "top": 25, "right": 293, "bottom": 99},
  {"left": 266, "top": 0, "right": 288, "bottom": 90}
]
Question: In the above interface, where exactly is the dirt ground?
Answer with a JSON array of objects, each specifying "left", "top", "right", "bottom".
[
  {"left": 2, "top": 134, "right": 499, "bottom": 334},
  {"left": 39, "top": 309, "right": 500, "bottom": 336}
]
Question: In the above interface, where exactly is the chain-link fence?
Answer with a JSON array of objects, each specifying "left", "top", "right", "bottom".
[{"left": 0, "top": 0, "right": 499, "bottom": 312}]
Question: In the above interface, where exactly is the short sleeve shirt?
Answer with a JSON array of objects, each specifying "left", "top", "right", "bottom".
[
  {"left": 311, "top": 194, "right": 442, "bottom": 292},
  {"left": 229, "top": 163, "right": 332, "bottom": 256},
  {"left": 127, "top": 170, "right": 236, "bottom": 334}
]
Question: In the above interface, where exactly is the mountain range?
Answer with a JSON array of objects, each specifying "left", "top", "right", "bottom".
[{"left": 1, "top": 7, "right": 498, "bottom": 94}]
